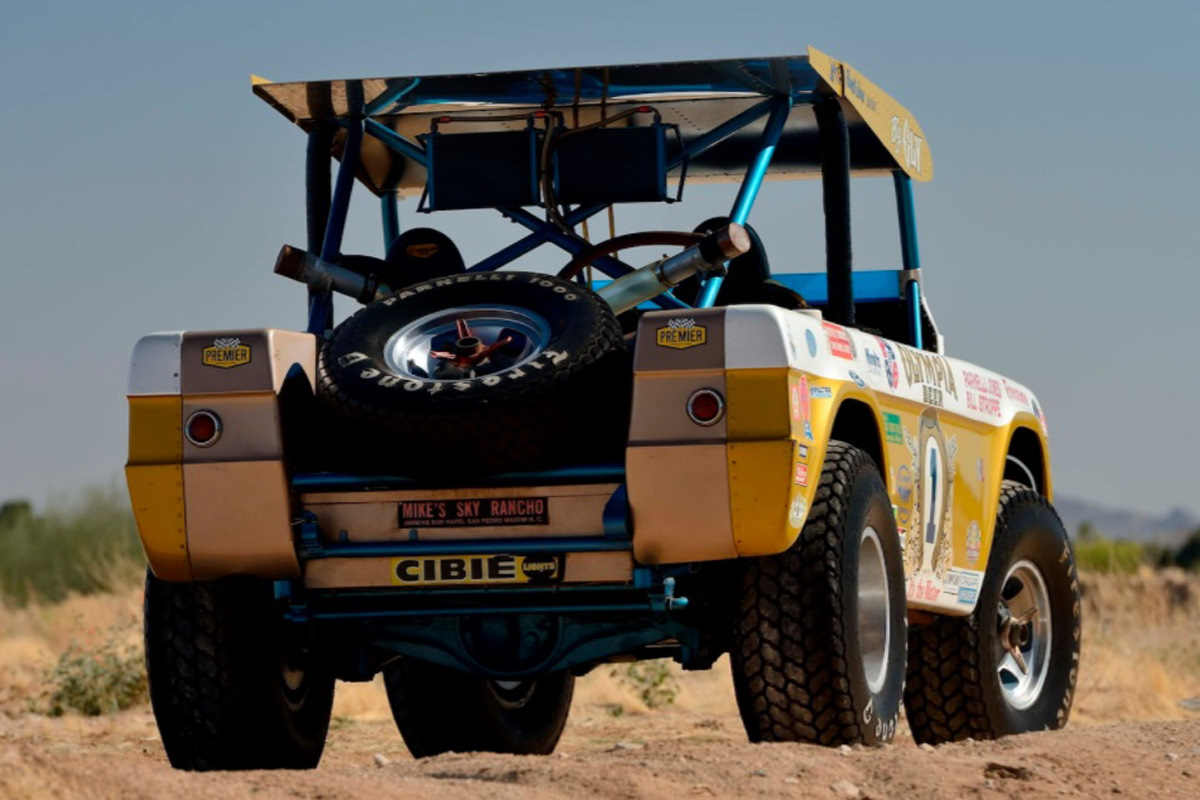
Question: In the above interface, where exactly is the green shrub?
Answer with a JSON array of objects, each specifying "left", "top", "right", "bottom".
[
  {"left": 42, "top": 623, "right": 148, "bottom": 716},
  {"left": 0, "top": 485, "right": 145, "bottom": 606},
  {"left": 1074, "top": 537, "right": 1145, "bottom": 575},
  {"left": 611, "top": 661, "right": 679, "bottom": 708}
]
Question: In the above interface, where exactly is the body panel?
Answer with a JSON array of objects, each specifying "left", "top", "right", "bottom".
[{"left": 627, "top": 305, "right": 1050, "bottom": 615}]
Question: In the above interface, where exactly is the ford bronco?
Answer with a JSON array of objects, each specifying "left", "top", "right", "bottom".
[{"left": 126, "top": 48, "right": 1080, "bottom": 769}]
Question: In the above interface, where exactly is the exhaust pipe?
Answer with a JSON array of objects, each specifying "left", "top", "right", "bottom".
[
  {"left": 274, "top": 245, "right": 388, "bottom": 304},
  {"left": 597, "top": 224, "right": 750, "bottom": 314}
]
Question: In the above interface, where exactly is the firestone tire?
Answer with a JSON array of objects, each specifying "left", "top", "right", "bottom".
[
  {"left": 143, "top": 571, "right": 335, "bottom": 770},
  {"left": 318, "top": 271, "right": 628, "bottom": 477},
  {"left": 731, "top": 441, "right": 907, "bottom": 746},
  {"left": 383, "top": 658, "right": 574, "bottom": 757},
  {"left": 904, "top": 481, "right": 1081, "bottom": 743}
]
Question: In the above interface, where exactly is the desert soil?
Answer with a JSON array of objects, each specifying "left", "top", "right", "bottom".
[
  {"left": 2, "top": 570, "right": 1199, "bottom": 799},
  {"left": 1, "top": 702, "right": 1199, "bottom": 799}
]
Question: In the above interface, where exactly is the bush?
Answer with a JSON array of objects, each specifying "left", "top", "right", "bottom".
[
  {"left": 42, "top": 623, "right": 148, "bottom": 716},
  {"left": 611, "top": 661, "right": 679, "bottom": 709},
  {"left": 0, "top": 485, "right": 145, "bottom": 606},
  {"left": 1074, "top": 537, "right": 1145, "bottom": 575}
]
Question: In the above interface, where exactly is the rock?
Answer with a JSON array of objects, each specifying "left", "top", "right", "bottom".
[
  {"left": 919, "top": 743, "right": 936, "bottom": 753},
  {"left": 838, "top": 744, "right": 853, "bottom": 756},
  {"left": 1167, "top": 753, "right": 1180, "bottom": 762},
  {"left": 1178, "top": 698, "right": 1200, "bottom": 712},
  {"left": 784, "top": 777, "right": 800, "bottom": 785},
  {"left": 608, "top": 742, "right": 643, "bottom": 752},
  {"left": 752, "top": 769, "right": 769, "bottom": 778},
  {"left": 373, "top": 753, "right": 389, "bottom": 768},
  {"left": 985, "top": 779, "right": 997, "bottom": 790},
  {"left": 830, "top": 780, "right": 862, "bottom": 798},
  {"left": 984, "top": 762, "right": 1034, "bottom": 781}
]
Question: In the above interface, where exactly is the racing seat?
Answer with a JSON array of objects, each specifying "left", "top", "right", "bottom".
[{"left": 336, "top": 228, "right": 466, "bottom": 294}]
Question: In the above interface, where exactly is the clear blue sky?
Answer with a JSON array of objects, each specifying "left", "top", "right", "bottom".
[{"left": 2, "top": 1, "right": 1197, "bottom": 516}]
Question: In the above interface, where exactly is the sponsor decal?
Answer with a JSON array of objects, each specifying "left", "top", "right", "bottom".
[
  {"left": 966, "top": 521, "right": 982, "bottom": 567},
  {"left": 945, "top": 568, "right": 982, "bottom": 605},
  {"left": 895, "top": 466, "right": 914, "bottom": 526},
  {"left": 390, "top": 553, "right": 562, "bottom": 587},
  {"left": 794, "top": 463, "right": 808, "bottom": 487},
  {"left": 963, "top": 369, "right": 1003, "bottom": 418},
  {"left": 876, "top": 337, "right": 900, "bottom": 390},
  {"left": 810, "top": 385, "right": 833, "bottom": 399},
  {"left": 849, "top": 370, "right": 866, "bottom": 389},
  {"left": 798, "top": 376, "right": 813, "bottom": 439},
  {"left": 822, "top": 322, "right": 856, "bottom": 360},
  {"left": 884, "top": 413, "right": 903, "bottom": 444},
  {"left": 656, "top": 317, "right": 707, "bottom": 349},
  {"left": 898, "top": 345, "right": 958, "bottom": 400},
  {"left": 805, "top": 329, "right": 819, "bottom": 357},
  {"left": 797, "top": 443, "right": 809, "bottom": 461},
  {"left": 906, "top": 577, "right": 940, "bottom": 603},
  {"left": 399, "top": 496, "right": 549, "bottom": 528},
  {"left": 891, "top": 115, "right": 924, "bottom": 174},
  {"left": 789, "top": 495, "right": 808, "bottom": 528},
  {"left": 862, "top": 345, "right": 884, "bottom": 386},
  {"left": 405, "top": 243, "right": 440, "bottom": 258},
  {"left": 202, "top": 337, "right": 251, "bottom": 369},
  {"left": 902, "top": 409, "right": 958, "bottom": 582},
  {"left": 977, "top": 458, "right": 985, "bottom": 484},
  {"left": 1032, "top": 397, "right": 1048, "bottom": 434},
  {"left": 1002, "top": 380, "right": 1029, "bottom": 406}
]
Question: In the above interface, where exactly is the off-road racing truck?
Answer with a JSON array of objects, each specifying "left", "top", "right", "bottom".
[{"left": 126, "top": 48, "right": 1080, "bottom": 769}]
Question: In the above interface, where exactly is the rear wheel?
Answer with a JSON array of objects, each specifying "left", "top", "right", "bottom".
[
  {"left": 144, "top": 571, "right": 334, "bottom": 770},
  {"left": 904, "top": 481, "right": 1081, "bottom": 743},
  {"left": 731, "top": 441, "right": 907, "bottom": 746},
  {"left": 383, "top": 658, "right": 574, "bottom": 757}
]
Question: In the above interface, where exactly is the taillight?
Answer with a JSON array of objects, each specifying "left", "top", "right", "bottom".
[
  {"left": 687, "top": 389, "right": 724, "bottom": 426},
  {"left": 185, "top": 410, "right": 222, "bottom": 447}
]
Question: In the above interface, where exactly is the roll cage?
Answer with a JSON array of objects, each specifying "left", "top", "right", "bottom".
[{"left": 254, "top": 47, "right": 937, "bottom": 349}]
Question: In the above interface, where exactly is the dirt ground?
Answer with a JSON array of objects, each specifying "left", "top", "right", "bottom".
[
  {"left": 2, "top": 704, "right": 1199, "bottom": 799},
  {"left": 2, "top": 569, "right": 1199, "bottom": 799}
]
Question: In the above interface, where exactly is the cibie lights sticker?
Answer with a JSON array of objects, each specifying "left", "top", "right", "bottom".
[
  {"left": 202, "top": 337, "right": 251, "bottom": 369},
  {"left": 656, "top": 317, "right": 707, "bottom": 349}
]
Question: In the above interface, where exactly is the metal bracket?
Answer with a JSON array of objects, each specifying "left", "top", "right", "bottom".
[{"left": 296, "top": 513, "right": 324, "bottom": 559}]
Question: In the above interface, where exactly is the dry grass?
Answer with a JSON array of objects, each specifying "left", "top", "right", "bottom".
[{"left": 3, "top": 569, "right": 1198, "bottom": 727}]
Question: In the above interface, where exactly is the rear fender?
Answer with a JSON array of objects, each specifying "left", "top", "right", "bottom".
[{"left": 126, "top": 329, "right": 316, "bottom": 581}]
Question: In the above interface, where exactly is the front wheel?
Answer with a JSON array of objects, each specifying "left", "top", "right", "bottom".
[
  {"left": 144, "top": 571, "right": 335, "bottom": 770},
  {"left": 731, "top": 441, "right": 907, "bottom": 746},
  {"left": 383, "top": 658, "right": 574, "bottom": 757},
  {"left": 904, "top": 481, "right": 1081, "bottom": 743}
]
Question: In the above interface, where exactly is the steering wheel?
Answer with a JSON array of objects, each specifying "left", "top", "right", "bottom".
[{"left": 558, "top": 231, "right": 706, "bottom": 282}]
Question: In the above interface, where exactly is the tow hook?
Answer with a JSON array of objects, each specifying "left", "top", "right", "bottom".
[{"left": 663, "top": 577, "right": 689, "bottom": 611}]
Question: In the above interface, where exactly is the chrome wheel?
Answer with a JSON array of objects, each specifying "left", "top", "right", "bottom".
[
  {"left": 383, "top": 305, "right": 551, "bottom": 381},
  {"left": 996, "top": 559, "right": 1052, "bottom": 710},
  {"left": 858, "top": 526, "right": 891, "bottom": 694}
]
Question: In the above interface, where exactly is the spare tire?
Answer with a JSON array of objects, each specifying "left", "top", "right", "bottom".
[{"left": 317, "top": 271, "right": 628, "bottom": 476}]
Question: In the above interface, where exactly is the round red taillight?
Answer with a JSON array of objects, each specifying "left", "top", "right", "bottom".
[
  {"left": 687, "top": 389, "right": 724, "bottom": 426},
  {"left": 185, "top": 410, "right": 222, "bottom": 447}
]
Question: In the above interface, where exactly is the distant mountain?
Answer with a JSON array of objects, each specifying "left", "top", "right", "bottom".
[{"left": 1054, "top": 495, "right": 1198, "bottom": 545}]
